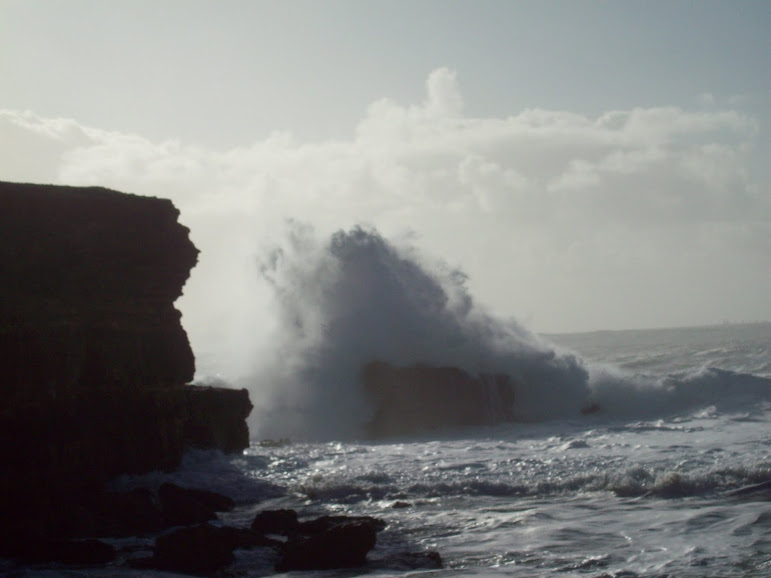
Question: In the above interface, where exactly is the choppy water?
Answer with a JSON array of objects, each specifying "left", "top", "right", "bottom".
[
  {"left": 6, "top": 222, "right": 770, "bottom": 577},
  {"left": 89, "top": 322, "right": 770, "bottom": 578}
]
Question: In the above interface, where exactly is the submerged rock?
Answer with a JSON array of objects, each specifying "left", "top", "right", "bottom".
[
  {"left": 386, "top": 550, "right": 443, "bottom": 570},
  {"left": 361, "top": 360, "right": 516, "bottom": 437}
]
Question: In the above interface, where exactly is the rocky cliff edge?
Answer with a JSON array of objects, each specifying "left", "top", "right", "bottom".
[{"left": 0, "top": 181, "right": 251, "bottom": 536}]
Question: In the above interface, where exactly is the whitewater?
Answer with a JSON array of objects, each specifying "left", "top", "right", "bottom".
[
  {"left": 93, "top": 321, "right": 768, "bottom": 578},
  {"left": 11, "top": 227, "right": 771, "bottom": 577}
]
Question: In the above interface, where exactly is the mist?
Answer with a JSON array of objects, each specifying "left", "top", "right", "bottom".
[
  {"left": 185, "top": 220, "right": 771, "bottom": 441},
  {"left": 190, "top": 222, "right": 587, "bottom": 439}
]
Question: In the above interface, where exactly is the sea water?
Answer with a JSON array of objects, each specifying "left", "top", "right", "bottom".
[
  {"left": 92, "top": 322, "right": 768, "bottom": 578},
  {"left": 6, "top": 226, "right": 769, "bottom": 577}
]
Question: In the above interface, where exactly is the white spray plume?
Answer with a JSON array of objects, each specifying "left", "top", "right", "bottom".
[{"left": 236, "top": 223, "right": 590, "bottom": 440}]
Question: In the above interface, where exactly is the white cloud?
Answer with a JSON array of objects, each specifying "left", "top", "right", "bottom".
[
  {"left": 0, "top": 69, "right": 767, "bottom": 337},
  {"left": 424, "top": 67, "right": 464, "bottom": 118}
]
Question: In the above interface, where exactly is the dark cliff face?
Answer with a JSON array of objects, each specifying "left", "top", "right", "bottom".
[
  {"left": 0, "top": 181, "right": 251, "bottom": 534},
  {"left": 0, "top": 181, "right": 198, "bottom": 400},
  {"left": 361, "top": 361, "right": 516, "bottom": 438}
]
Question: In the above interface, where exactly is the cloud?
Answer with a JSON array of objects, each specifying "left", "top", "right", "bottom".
[
  {"left": 0, "top": 69, "right": 768, "bottom": 336},
  {"left": 0, "top": 110, "right": 93, "bottom": 182}
]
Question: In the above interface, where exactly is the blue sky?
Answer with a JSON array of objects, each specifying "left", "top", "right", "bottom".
[{"left": 1, "top": 0, "right": 769, "bottom": 339}]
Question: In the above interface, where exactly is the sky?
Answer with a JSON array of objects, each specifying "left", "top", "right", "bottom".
[{"left": 1, "top": 0, "right": 769, "bottom": 336}]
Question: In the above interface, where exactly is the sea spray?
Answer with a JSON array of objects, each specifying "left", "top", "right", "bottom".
[
  {"left": 246, "top": 224, "right": 590, "bottom": 440},
  {"left": 190, "top": 223, "right": 771, "bottom": 440}
]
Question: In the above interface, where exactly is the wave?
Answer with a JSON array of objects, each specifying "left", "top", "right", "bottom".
[
  {"left": 247, "top": 224, "right": 588, "bottom": 439},
  {"left": 233, "top": 224, "right": 770, "bottom": 440},
  {"left": 291, "top": 462, "right": 771, "bottom": 503},
  {"left": 586, "top": 365, "right": 771, "bottom": 420}
]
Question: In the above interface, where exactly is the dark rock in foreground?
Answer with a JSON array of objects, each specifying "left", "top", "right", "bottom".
[
  {"left": 277, "top": 520, "right": 378, "bottom": 572},
  {"left": 385, "top": 550, "right": 443, "bottom": 570},
  {"left": 298, "top": 514, "right": 387, "bottom": 535},
  {"left": 251, "top": 508, "right": 299, "bottom": 535},
  {"left": 135, "top": 523, "right": 278, "bottom": 575},
  {"left": 0, "top": 537, "right": 116, "bottom": 565},
  {"left": 158, "top": 482, "right": 236, "bottom": 528},
  {"left": 150, "top": 523, "right": 238, "bottom": 576},
  {"left": 87, "top": 487, "right": 164, "bottom": 536},
  {"left": 249, "top": 509, "right": 388, "bottom": 572},
  {"left": 362, "top": 360, "right": 516, "bottom": 437},
  {"left": 0, "top": 181, "right": 251, "bottom": 550},
  {"left": 136, "top": 508, "right": 436, "bottom": 575},
  {"left": 87, "top": 483, "right": 235, "bottom": 538}
]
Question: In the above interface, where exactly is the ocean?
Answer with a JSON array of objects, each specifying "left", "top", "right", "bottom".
[
  {"left": 6, "top": 226, "right": 770, "bottom": 577},
  {"left": 73, "top": 322, "right": 767, "bottom": 578}
]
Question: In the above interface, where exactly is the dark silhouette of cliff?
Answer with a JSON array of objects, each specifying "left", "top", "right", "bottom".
[{"left": 0, "top": 181, "right": 251, "bottom": 538}]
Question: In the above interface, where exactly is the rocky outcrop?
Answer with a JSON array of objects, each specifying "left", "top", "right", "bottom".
[
  {"left": 0, "top": 537, "right": 117, "bottom": 566},
  {"left": 145, "top": 523, "right": 242, "bottom": 575},
  {"left": 277, "top": 519, "right": 378, "bottom": 572},
  {"left": 183, "top": 384, "right": 252, "bottom": 453},
  {"left": 133, "top": 509, "right": 437, "bottom": 575},
  {"left": 362, "top": 361, "right": 516, "bottom": 437},
  {"left": 0, "top": 181, "right": 251, "bottom": 544},
  {"left": 249, "top": 510, "right": 386, "bottom": 573},
  {"left": 0, "top": 181, "right": 198, "bottom": 400}
]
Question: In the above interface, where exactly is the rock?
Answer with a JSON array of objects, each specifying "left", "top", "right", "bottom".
[
  {"left": 217, "top": 526, "right": 283, "bottom": 549},
  {"left": 298, "top": 514, "right": 386, "bottom": 535},
  {"left": 0, "top": 181, "right": 252, "bottom": 548},
  {"left": 151, "top": 523, "right": 237, "bottom": 576},
  {"left": 81, "top": 484, "right": 235, "bottom": 537},
  {"left": 183, "top": 385, "right": 252, "bottom": 453},
  {"left": 159, "top": 483, "right": 235, "bottom": 527},
  {"left": 276, "top": 520, "right": 378, "bottom": 572},
  {"left": 251, "top": 509, "right": 299, "bottom": 535},
  {"left": 581, "top": 402, "right": 602, "bottom": 415},
  {"left": 90, "top": 488, "right": 164, "bottom": 536},
  {"left": 361, "top": 361, "right": 515, "bottom": 437},
  {"left": 389, "top": 550, "right": 443, "bottom": 570},
  {"left": 0, "top": 181, "right": 198, "bottom": 398},
  {"left": 141, "top": 524, "right": 281, "bottom": 575},
  {"left": 0, "top": 537, "right": 116, "bottom": 565},
  {"left": 726, "top": 478, "right": 771, "bottom": 499},
  {"left": 47, "top": 539, "right": 117, "bottom": 565},
  {"left": 257, "top": 438, "right": 291, "bottom": 448}
]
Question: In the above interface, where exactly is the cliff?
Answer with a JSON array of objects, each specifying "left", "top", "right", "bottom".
[
  {"left": 0, "top": 181, "right": 197, "bottom": 398},
  {"left": 0, "top": 181, "right": 251, "bottom": 536},
  {"left": 362, "top": 361, "right": 516, "bottom": 437}
]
